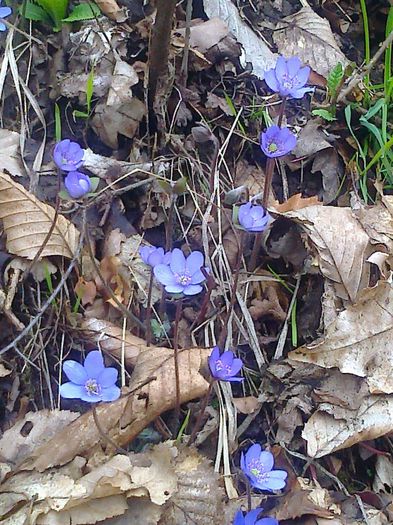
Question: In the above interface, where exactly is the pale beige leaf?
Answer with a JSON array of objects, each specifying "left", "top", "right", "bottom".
[
  {"left": 283, "top": 205, "right": 371, "bottom": 302},
  {"left": 0, "top": 173, "right": 80, "bottom": 259},
  {"left": 302, "top": 395, "right": 393, "bottom": 458},
  {"left": 21, "top": 346, "right": 211, "bottom": 471},
  {"left": 0, "top": 362, "right": 11, "bottom": 377},
  {"left": 290, "top": 282, "right": 393, "bottom": 394},
  {"left": 94, "top": 0, "right": 128, "bottom": 22},
  {"left": 273, "top": 7, "right": 348, "bottom": 78},
  {"left": 0, "top": 129, "right": 23, "bottom": 177},
  {"left": 82, "top": 317, "right": 145, "bottom": 366}
]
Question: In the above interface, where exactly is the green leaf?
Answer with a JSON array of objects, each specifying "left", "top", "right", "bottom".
[
  {"left": 54, "top": 103, "right": 61, "bottom": 143},
  {"left": 22, "top": 1, "right": 51, "bottom": 23},
  {"left": 327, "top": 63, "right": 344, "bottom": 98},
  {"left": 36, "top": 0, "right": 68, "bottom": 30},
  {"left": 312, "top": 109, "right": 336, "bottom": 121},
  {"left": 62, "top": 2, "right": 101, "bottom": 22},
  {"left": 73, "top": 109, "right": 89, "bottom": 119},
  {"left": 89, "top": 177, "right": 100, "bottom": 192}
]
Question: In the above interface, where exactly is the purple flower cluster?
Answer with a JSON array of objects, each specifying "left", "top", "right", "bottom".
[
  {"left": 140, "top": 246, "right": 208, "bottom": 296},
  {"left": 208, "top": 346, "right": 243, "bottom": 382},
  {"left": 60, "top": 351, "right": 120, "bottom": 403},
  {"left": 265, "top": 56, "right": 313, "bottom": 99},
  {"left": 241, "top": 444, "right": 287, "bottom": 491},
  {"left": 238, "top": 202, "right": 270, "bottom": 233},
  {"left": 0, "top": 1, "right": 11, "bottom": 32},
  {"left": 53, "top": 139, "right": 92, "bottom": 199}
]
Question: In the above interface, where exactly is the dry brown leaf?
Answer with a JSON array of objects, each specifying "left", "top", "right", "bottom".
[
  {"left": 0, "top": 362, "right": 11, "bottom": 377},
  {"left": 273, "top": 6, "right": 348, "bottom": 78},
  {"left": 82, "top": 317, "right": 144, "bottom": 366},
  {"left": 282, "top": 205, "right": 371, "bottom": 302},
  {"left": 0, "top": 410, "right": 79, "bottom": 466},
  {"left": 275, "top": 478, "right": 340, "bottom": 520},
  {"left": 94, "top": 0, "right": 128, "bottom": 22},
  {"left": 107, "top": 60, "right": 139, "bottom": 107},
  {"left": 272, "top": 194, "right": 321, "bottom": 213},
  {"left": 0, "top": 173, "right": 80, "bottom": 259},
  {"left": 290, "top": 281, "right": 393, "bottom": 394},
  {"left": 232, "top": 396, "right": 260, "bottom": 415},
  {"left": 20, "top": 346, "right": 210, "bottom": 471},
  {"left": 302, "top": 394, "right": 393, "bottom": 458}
]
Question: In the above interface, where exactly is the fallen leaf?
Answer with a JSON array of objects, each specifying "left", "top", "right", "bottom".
[
  {"left": 0, "top": 129, "right": 23, "bottom": 177},
  {"left": 203, "top": 0, "right": 276, "bottom": 79},
  {"left": 273, "top": 6, "right": 349, "bottom": 78},
  {"left": 232, "top": 396, "right": 260, "bottom": 414},
  {"left": 94, "top": 0, "right": 128, "bottom": 22},
  {"left": 81, "top": 317, "right": 146, "bottom": 366},
  {"left": 302, "top": 394, "right": 393, "bottom": 458},
  {"left": 312, "top": 148, "right": 341, "bottom": 204},
  {"left": 272, "top": 194, "right": 321, "bottom": 213},
  {"left": 282, "top": 205, "right": 371, "bottom": 302},
  {"left": 0, "top": 363, "right": 11, "bottom": 377},
  {"left": 290, "top": 281, "right": 393, "bottom": 394},
  {"left": 0, "top": 173, "right": 80, "bottom": 259},
  {"left": 20, "top": 346, "right": 211, "bottom": 471},
  {"left": 293, "top": 120, "right": 332, "bottom": 158},
  {"left": 107, "top": 59, "right": 139, "bottom": 106},
  {"left": 373, "top": 455, "right": 393, "bottom": 494}
]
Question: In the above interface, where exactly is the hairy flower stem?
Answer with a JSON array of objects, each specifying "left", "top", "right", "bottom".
[
  {"left": 145, "top": 271, "right": 154, "bottom": 346},
  {"left": 92, "top": 406, "right": 128, "bottom": 455},
  {"left": 217, "top": 230, "right": 245, "bottom": 349},
  {"left": 249, "top": 96, "right": 288, "bottom": 271},
  {"left": 190, "top": 268, "right": 214, "bottom": 330},
  {"left": 188, "top": 380, "right": 214, "bottom": 446},
  {"left": 173, "top": 298, "right": 183, "bottom": 426}
]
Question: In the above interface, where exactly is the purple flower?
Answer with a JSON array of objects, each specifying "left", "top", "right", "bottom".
[
  {"left": 139, "top": 246, "right": 171, "bottom": 268},
  {"left": 208, "top": 346, "right": 243, "bottom": 382},
  {"left": 53, "top": 139, "right": 84, "bottom": 171},
  {"left": 0, "top": 2, "right": 11, "bottom": 32},
  {"left": 153, "top": 248, "right": 207, "bottom": 296},
  {"left": 260, "top": 125, "right": 296, "bottom": 158},
  {"left": 64, "top": 171, "right": 91, "bottom": 198},
  {"left": 264, "top": 56, "right": 314, "bottom": 99},
  {"left": 59, "top": 350, "right": 120, "bottom": 403},
  {"left": 241, "top": 444, "right": 287, "bottom": 491},
  {"left": 238, "top": 203, "right": 270, "bottom": 233},
  {"left": 233, "top": 509, "right": 279, "bottom": 525}
]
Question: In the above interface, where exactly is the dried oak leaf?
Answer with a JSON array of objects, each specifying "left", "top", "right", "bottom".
[
  {"left": 0, "top": 173, "right": 80, "bottom": 259},
  {"left": 290, "top": 281, "right": 393, "bottom": 394},
  {"left": 272, "top": 194, "right": 321, "bottom": 213},
  {"left": 94, "top": 0, "right": 128, "bottom": 22},
  {"left": 20, "top": 346, "right": 210, "bottom": 471},
  {"left": 282, "top": 205, "right": 371, "bottom": 302},
  {"left": 273, "top": 6, "right": 349, "bottom": 78}
]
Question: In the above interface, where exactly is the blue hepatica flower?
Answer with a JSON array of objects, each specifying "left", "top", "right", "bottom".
[
  {"left": 241, "top": 444, "right": 287, "bottom": 491},
  {"left": 0, "top": 2, "right": 11, "bottom": 32},
  {"left": 208, "top": 346, "right": 243, "bottom": 382},
  {"left": 60, "top": 351, "right": 120, "bottom": 403},
  {"left": 238, "top": 202, "right": 270, "bottom": 233},
  {"left": 264, "top": 56, "right": 314, "bottom": 99},
  {"left": 233, "top": 508, "right": 279, "bottom": 525},
  {"left": 260, "top": 125, "right": 297, "bottom": 158},
  {"left": 64, "top": 171, "right": 91, "bottom": 198},
  {"left": 153, "top": 248, "right": 207, "bottom": 296},
  {"left": 53, "top": 139, "right": 84, "bottom": 171},
  {"left": 139, "top": 245, "right": 171, "bottom": 268}
]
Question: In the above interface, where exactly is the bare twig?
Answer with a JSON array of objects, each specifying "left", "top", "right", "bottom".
[{"left": 179, "top": 0, "right": 193, "bottom": 87}]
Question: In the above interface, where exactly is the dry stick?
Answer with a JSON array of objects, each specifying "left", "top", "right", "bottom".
[
  {"left": 0, "top": 229, "right": 85, "bottom": 357},
  {"left": 145, "top": 270, "right": 154, "bottom": 346},
  {"left": 188, "top": 380, "right": 214, "bottom": 445},
  {"left": 338, "top": 29, "right": 393, "bottom": 103},
  {"left": 83, "top": 220, "right": 145, "bottom": 332},
  {"left": 179, "top": 0, "right": 193, "bottom": 87},
  {"left": 148, "top": 0, "right": 177, "bottom": 109},
  {"left": 173, "top": 298, "right": 183, "bottom": 425},
  {"left": 217, "top": 230, "right": 245, "bottom": 349},
  {"left": 92, "top": 406, "right": 129, "bottom": 455}
]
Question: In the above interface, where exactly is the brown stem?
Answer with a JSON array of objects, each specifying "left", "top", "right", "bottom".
[
  {"left": 217, "top": 230, "right": 245, "bottom": 349},
  {"left": 173, "top": 298, "right": 183, "bottom": 424},
  {"left": 188, "top": 380, "right": 214, "bottom": 445},
  {"left": 179, "top": 0, "right": 192, "bottom": 87},
  {"left": 165, "top": 194, "right": 176, "bottom": 251},
  {"left": 148, "top": 0, "right": 177, "bottom": 109},
  {"left": 92, "top": 405, "right": 128, "bottom": 455},
  {"left": 190, "top": 268, "right": 215, "bottom": 330},
  {"left": 277, "top": 96, "right": 287, "bottom": 127},
  {"left": 146, "top": 270, "right": 154, "bottom": 346}
]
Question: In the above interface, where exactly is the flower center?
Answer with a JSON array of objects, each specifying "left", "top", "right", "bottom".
[
  {"left": 174, "top": 272, "right": 191, "bottom": 286},
  {"left": 268, "top": 142, "right": 278, "bottom": 153},
  {"left": 215, "top": 359, "right": 231, "bottom": 374},
  {"left": 85, "top": 379, "right": 101, "bottom": 396},
  {"left": 281, "top": 74, "right": 294, "bottom": 90},
  {"left": 248, "top": 459, "right": 267, "bottom": 482}
]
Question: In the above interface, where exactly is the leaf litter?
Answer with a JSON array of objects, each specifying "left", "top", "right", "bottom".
[{"left": 0, "top": 0, "right": 393, "bottom": 524}]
